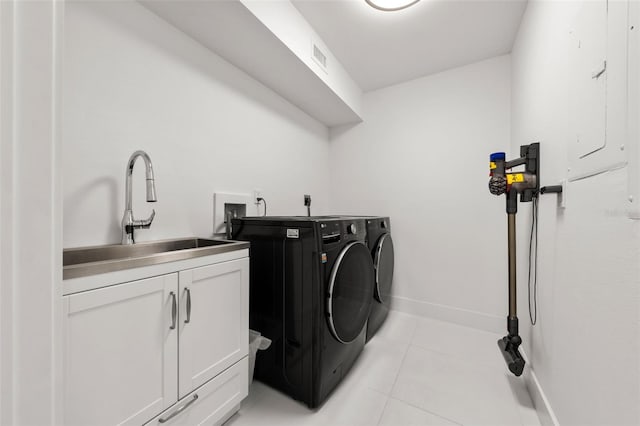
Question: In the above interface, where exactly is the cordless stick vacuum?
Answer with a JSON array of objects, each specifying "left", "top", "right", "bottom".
[{"left": 488, "top": 143, "right": 539, "bottom": 377}]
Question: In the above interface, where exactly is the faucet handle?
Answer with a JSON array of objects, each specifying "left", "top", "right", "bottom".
[{"left": 133, "top": 209, "right": 155, "bottom": 229}]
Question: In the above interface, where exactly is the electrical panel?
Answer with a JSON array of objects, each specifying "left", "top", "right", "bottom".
[
  {"left": 569, "top": 1, "right": 607, "bottom": 160},
  {"left": 567, "top": 0, "right": 628, "bottom": 181},
  {"left": 627, "top": 0, "right": 640, "bottom": 218}
]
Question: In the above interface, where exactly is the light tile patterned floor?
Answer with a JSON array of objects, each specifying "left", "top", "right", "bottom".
[{"left": 226, "top": 311, "right": 541, "bottom": 426}]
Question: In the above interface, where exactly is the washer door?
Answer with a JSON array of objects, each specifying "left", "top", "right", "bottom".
[
  {"left": 327, "top": 242, "right": 375, "bottom": 344},
  {"left": 373, "top": 233, "right": 395, "bottom": 304}
]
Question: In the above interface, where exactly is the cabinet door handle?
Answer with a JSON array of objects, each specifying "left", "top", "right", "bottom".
[
  {"left": 185, "top": 287, "right": 191, "bottom": 324},
  {"left": 158, "top": 393, "right": 198, "bottom": 423},
  {"left": 169, "top": 292, "right": 177, "bottom": 330}
]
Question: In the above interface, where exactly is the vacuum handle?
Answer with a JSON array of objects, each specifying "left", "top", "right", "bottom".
[
  {"left": 507, "top": 213, "right": 517, "bottom": 319},
  {"left": 501, "top": 213, "right": 525, "bottom": 377}
]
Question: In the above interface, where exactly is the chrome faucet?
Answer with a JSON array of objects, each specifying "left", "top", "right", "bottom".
[{"left": 121, "top": 150, "right": 157, "bottom": 244}]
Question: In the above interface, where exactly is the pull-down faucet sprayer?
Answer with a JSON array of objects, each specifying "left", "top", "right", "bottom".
[{"left": 121, "top": 150, "right": 157, "bottom": 245}]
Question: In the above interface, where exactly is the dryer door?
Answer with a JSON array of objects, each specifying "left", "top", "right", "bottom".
[
  {"left": 373, "top": 233, "right": 395, "bottom": 305},
  {"left": 327, "top": 242, "right": 375, "bottom": 344}
]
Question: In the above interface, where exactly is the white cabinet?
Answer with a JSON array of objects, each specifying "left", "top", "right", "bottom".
[
  {"left": 63, "top": 274, "right": 178, "bottom": 426},
  {"left": 145, "top": 358, "right": 248, "bottom": 426},
  {"left": 179, "top": 259, "right": 249, "bottom": 398},
  {"left": 63, "top": 253, "right": 249, "bottom": 426}
]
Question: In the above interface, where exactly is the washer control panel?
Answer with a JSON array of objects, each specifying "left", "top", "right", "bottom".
[
  {"left": 320, "top": 220, "right": 366, "bottom": 244},
  {"left": 321, "top": 222, "right": 342, "bottom": 244}
]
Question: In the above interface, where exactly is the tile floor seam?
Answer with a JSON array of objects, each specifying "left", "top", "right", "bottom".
[
  {"left": 394, "top": 343, "right": 468, "bottom": 401},
  {"left": 392, "top": 343, "right": 528, "bottom": 425},
  {"left": 338, "top": 386, "right": 389, "bottom": 426},
  {"left": 383, "top": 342, "right": 424, "bottom": 424},
  {"left": 387, "top": 396, "right": 464, "bottom": 426},
  {"left": 407, "top": 314, "right": 420, "bottom": 343},
  {"left": 399, "top": 311, "right": 503, "bottom": 336},
  {"left": 405, "top": 342, "right": 506, "bottom": 376},
  {"left": 374, "top": 394, "right": 392, "bottom": 426},
  {"left": 342, "top": 340, "right": 408, "bottom": 396},
  {"left": 387, "top": 339, "right": 412, "bottom": 397}
]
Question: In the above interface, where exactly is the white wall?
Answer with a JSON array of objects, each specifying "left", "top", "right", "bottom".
[
  {"left": 1, "top": 1, "right": 63, "bottom": 424},
  {"left": 511, "top": 1, "right": 639, "bottom": 425},
  {"left": 241, "top": 0, "right": 363, "bottom": 117},
  {"left": 329, "top": 56, "right": 511, "bottom": 331},
  {"left": 63, "top": 1, "right": 330, "bottom": 248}
]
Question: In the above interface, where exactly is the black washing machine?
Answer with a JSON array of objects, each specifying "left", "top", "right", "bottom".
[
  {"left": 364, "top": 217, "right": 395, "bottom": 342},
  {"left": 231, "top": 216, "right": 374, "bottom": 408}
]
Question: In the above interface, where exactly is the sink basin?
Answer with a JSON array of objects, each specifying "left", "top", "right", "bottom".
[
  {"left": 63, "top": 238, "right": 231, "bottom": 266},
  {"left": 63, "top": 238, "right": 249, "bottom": 280}
]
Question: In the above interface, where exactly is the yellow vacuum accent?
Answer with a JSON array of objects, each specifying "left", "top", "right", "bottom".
[{"left": 507, "top": 173, "right": 525, "bottom": 184}]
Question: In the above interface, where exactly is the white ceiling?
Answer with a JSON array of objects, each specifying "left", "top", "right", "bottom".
[{"left": 291, "top": 0, "right": 528, "bottom": 92}]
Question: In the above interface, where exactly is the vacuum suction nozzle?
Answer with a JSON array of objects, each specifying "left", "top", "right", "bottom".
[{"left": 498, "top": 335, "right": 525, "bottom": 377}]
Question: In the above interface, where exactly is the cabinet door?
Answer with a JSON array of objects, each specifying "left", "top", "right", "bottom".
[
  {"left": 145, "top": 357, "right": 248, "bottom": 426},
  {"left": 178, "top": 258, "right": 249, "bottom": 398},
  {"left": 63, "top": 274, "right": 178, "bottom": 426}
]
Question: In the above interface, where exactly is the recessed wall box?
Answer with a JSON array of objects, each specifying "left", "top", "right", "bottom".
[{"left": 213, "top": 193, "right": 253, "bottom": 235}]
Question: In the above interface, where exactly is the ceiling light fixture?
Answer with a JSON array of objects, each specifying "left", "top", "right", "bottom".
[{"left": 365, "top": 0, "right": 420, "bottom": 12}]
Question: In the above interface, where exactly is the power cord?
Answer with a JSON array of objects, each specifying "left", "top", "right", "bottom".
[
  {"left": 257, "top": 197, "right": 267, "bottom": 216},
  {"left": 528, "top": 194, "right": 539, "bottom": 325}
]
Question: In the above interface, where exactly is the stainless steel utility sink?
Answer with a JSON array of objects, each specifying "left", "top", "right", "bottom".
[{"left": 63, "top": 238, "right": 249, "bottom": 280}]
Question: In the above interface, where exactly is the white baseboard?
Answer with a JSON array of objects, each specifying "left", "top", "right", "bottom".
[
  {"left": 389, "top": 295, "right": 504, "bottom": 334},
  {"left": 520, "top": 349, "right": 560, "bottom": 426}
]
